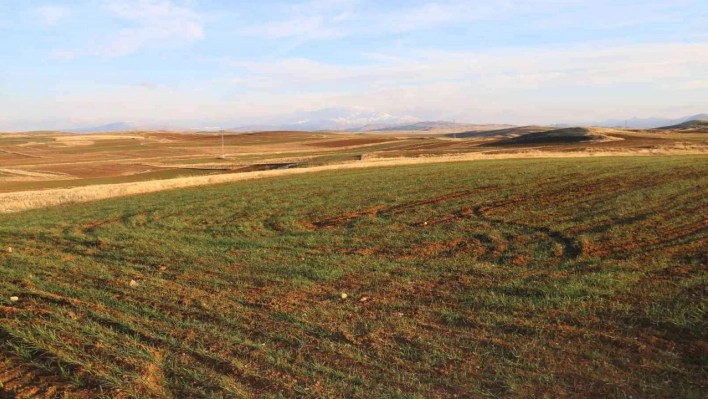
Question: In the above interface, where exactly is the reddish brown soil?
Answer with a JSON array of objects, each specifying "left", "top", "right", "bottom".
[
  {"left": 33, "top": 163, "right": 158, "bottom": 178},
  {"left": 307, "top": 138, "right": 393, "bottom": 148}
]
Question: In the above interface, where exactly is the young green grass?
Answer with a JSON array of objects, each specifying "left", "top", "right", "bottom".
[{"left": 0, "top": 156, "right": 706, "bottom": 398}]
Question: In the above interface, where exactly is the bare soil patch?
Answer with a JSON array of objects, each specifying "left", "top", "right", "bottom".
[{"left": 307, "top": 138, "right": 393, "bottom": 148}]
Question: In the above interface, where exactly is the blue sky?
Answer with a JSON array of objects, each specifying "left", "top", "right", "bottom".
[{"left": 1, "top": 0, "right": 707, "bottom": 130}]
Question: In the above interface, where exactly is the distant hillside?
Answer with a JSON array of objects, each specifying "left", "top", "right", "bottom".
[
  {"left": 368, "top": 121, "right": 509, "bottom": 132},
  {"left": 370, "top": 121, "right": 457, "bottom": 131},
  {"left": 589, "top": 113, "right": 708, "bottom": 129},
  {"left": 231, "top": 119, "right": 506, "bottom": 133},
  {"left": 65, "top": 122, "right": 188, "bottom": 133},
  {"left": 449, "top": 126, "right": 553, "bottom": 139},
  {"left": 486, "top": 127, "right": 621, "bottom": 146},
  {"left": 656, "top": 119, "right": 708, "bottom": 131},
  {"left": 66, "top": 122, "right": 135, "bottom": 133},
  {"left": 229, "top": 124, "right": 282, "bottom": 132}
]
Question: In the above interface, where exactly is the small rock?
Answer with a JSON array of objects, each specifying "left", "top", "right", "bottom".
[
  {"left": 129, "top": 280, "right": 138, "bottom": 288},
  {"left": 340, "top": 293, "right": 348, "bottom": 299},
  {"left": 359, "top": 297, "right": 369, "bottom": 302},
  {"left": 6, "top": 247, "right": 12, "bottom": 253},
  {"left": 423, "top": 222, "right": 428, "bottom": 226},
  {"left": 10, "top": 296, "right": 18, "bottom": 302}
]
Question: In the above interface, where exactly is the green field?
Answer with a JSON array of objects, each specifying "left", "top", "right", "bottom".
[{"left": 1, "top": 156, "right": 707, "bottom": 398}]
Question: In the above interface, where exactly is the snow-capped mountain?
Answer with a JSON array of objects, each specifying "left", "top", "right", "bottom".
[{"left": 231, "top": 108, "right": 420, "bottom": 131}]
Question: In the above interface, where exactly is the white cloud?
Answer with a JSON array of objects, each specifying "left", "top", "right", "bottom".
[
  {"left": 240, "top": 0, "right": 356, "bottom": 41},
  {"left": 374, "top": 2, "right": 504, "bottom": 34},
  {"left": 228, "top": 42, "right": 708, "bottom": 92},
  {"left": 243, "top": 0, "right": 503, "bottom": 42},
  {"left": 243, "top": 16, "right": 343, "bottom": 40},
  {"left": 236, "top": 1, "right": 546, "bottom": 42},
  {"left": 99, "top": 0, "right": 204, "bottom": 57},
  {"left": 670, "top": 80, "right": 708, "bottom": 90},
  {"left": 195, "top": 41, "right": 708, "bottom": 124},
  {"left": 238, "top": 0, "right": 703, "bottom": 45},
  {"left": 49, "top": 49, "right": 78, "bottom": 60},
  {"left": 5, "top": 40, "right": 707, "bottom": 128},
  {"left": 3, "top": 71, "right": 706, "bottom": 131},
  {"left": 34, "top": 5, "right": 70, "bottom": 26},
  {"left": 238, "top": 0, "right": 369, "bottom": 44}
]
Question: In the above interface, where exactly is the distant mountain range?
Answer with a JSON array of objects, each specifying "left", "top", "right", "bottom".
[
  {"left": 370, "top": 121, "right": 458, "bottom": 132},
  {"left": 230, "top": 108, "right": 421, "bottom": 132},
  {"left": 65, "top": 122, "right": 189, "bottom": 133},
  {"left": 586, "top": 114, "right": 708, "bottom": 129},
  {"left": 56, "top": 109, "right": 708, "bottom": 134},
  {"left": 63, "top": 119, "right": 497, "bottom": 134},
  {"left": 365, "top": 121, "right": 510, "bottom": 132},
  {"left": 230, "top": 109, "right": 509, "bottom": 132}
]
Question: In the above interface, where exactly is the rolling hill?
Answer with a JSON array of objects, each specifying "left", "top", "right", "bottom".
[
  {"left": 657, "top": 119, "right": 708, "bottom": 132},
  {"left": 588, "top": 113, "right": 708, "bottom": 129},
  {"left": 448, "top": 125, "right": 554, "bottom": 139},
  {"left": 486, "top": 127, "right": 621, "bottom": 146}
]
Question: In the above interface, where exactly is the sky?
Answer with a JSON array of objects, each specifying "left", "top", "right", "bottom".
[{"left": 1, "top": 0, "right": 707, "bottom": 131}]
